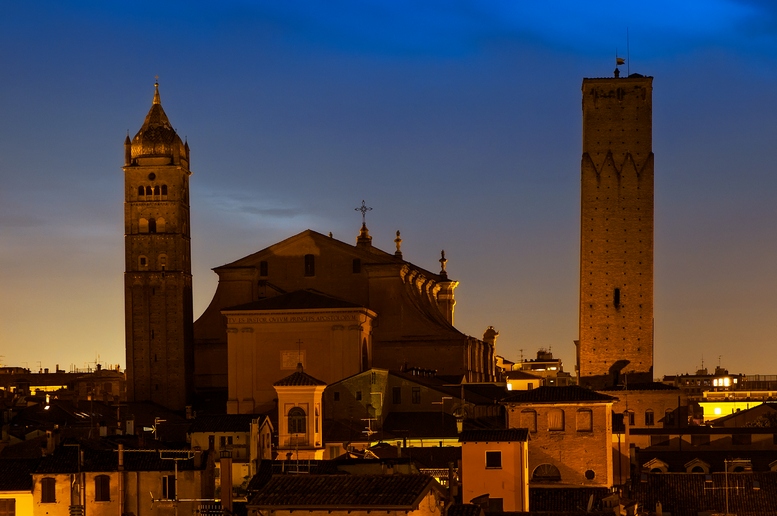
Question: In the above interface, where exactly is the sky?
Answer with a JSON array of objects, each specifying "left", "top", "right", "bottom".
[{"left": 2, "top": 1, "right": 777, "bottom": 377}]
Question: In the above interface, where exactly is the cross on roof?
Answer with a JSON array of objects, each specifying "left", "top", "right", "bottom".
[{"left": 355, "top": 200, "right": 372, "bottom": 225}]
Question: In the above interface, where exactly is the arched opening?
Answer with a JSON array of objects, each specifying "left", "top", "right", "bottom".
[
  {"left": 531, "top": 463, "right": 561, "bottom": 482},
  {"left": 94, "top": 474, "right": 110, "bottom": 501},
  {"left": 139, "top": 219, "right": 149, "bottom": 233},
  {"left": 288, "top": 407, "right": 306, "bottom": 434},
  {"left": 148, "top": 218, "right": 156, "bottom": 233},
  {"left": 156, "top": 217, "right": 166, "bottom": 233},
  {"left": 138, "top": 186, "right": 145, "bottom": 196},
  {"left": 161, "top": 184, "right": 168, "bottom": 196}
]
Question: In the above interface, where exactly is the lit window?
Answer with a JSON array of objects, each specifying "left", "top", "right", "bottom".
[{"left": 0, "top": 499, "right": 15, "bottom": 516}]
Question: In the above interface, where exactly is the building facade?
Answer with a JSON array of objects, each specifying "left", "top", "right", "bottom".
[
  {"left": 577, "top": 73, "right": 654, "bottom": 388},
  {"left": 123, "top": 82, "right": 194, "bottom": 411}
]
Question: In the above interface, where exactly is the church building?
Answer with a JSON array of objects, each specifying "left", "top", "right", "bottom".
[
  {"left": 122, "top": 82, "right": 194, "bottom": 411},
  {"left": 194, "top": 224, "right": 497, "bottom": 410}
]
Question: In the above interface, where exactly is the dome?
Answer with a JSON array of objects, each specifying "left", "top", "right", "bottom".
[{"left": 130, "top": 82, "right": 186, "bottom": 160}]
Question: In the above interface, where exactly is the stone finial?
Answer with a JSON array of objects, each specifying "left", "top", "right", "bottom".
[
  {"left": 394, "top": 230, "right": 402, "bottom": 258},
  {"left": 439, "top": 250, "right": 448, "bottom": 278}
]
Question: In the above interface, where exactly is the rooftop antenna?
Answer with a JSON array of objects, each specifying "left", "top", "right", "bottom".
[{"left": 627, "top": 27, "right": 631, "bottom": 76}]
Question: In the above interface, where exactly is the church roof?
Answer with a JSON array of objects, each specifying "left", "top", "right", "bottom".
[
  {"left": 224, "top": 289, "right": 365, "bottom": 312},
  {"left": 131, "top": 82, "right": 186, "bottom": 160},
  {"left": 274, "top": 364, "right": 327, "bottom": 387}
]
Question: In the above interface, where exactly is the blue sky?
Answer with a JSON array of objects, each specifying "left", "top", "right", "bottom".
[{"left": 2, "top": 1, "right": 777, "bottom": 376}]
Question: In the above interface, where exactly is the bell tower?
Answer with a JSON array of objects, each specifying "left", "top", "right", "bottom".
[
  {"left": 577, "top": 72, "right": 654, "bottom": 389},
  {"left": 123, "top": 82, "right": 193, "bottom": 411}
]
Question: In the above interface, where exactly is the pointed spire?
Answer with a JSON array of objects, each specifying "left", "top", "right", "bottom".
[
  {"left": 394, "top": 231, "right": 403, "bottom": 258},
  {"left": 153, "top": 77, "right": 161, "bottom": 105}
]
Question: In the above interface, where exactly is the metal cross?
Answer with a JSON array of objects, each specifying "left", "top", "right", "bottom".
[{"left": 355, "top": 200, "right": 372, "bottom": 224}]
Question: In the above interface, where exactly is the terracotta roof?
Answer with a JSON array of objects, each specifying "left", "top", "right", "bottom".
[
  {"left": 459, "top": 429, "right": 529, "bottom": 442},
  {"left": 274, "top": 365, "right": 327, "bottom": 387},
  {"left": 0, "top": 459, "right": 37, "bottom": 490},
  {"left": 189, "top": 414, "right": 265, "bottom": 433},
  {"left": 225, "top": 289, "right": 365, "bottom": 312},
  {"left": 503, "top": 386, "right": 615, "bottom": 404},
  {"left": 629, "top": 472, "right": 777, "bottom": 516},
  {"left": 599, "top": 382, "right": 679, "bottom": 392},
  {"left": 248, "top": 474, "right": 439, "bottom": 509},
  {"left": 447, "top": 504, "right": 483, "bottom": 516},
  {"left": 246, "top": 460, "right": 344, "bottom": 493}
]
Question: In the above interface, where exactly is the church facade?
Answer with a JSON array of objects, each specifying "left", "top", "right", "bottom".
[{"left": 194, "top": 227, "right": 497, "bottom": 408}]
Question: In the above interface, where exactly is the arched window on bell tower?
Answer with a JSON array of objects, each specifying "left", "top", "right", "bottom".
[
  {"left": 288, "top": 407, "right": 306, "bottom": 434},
  {"left": 148, "top": 218, "right": 157, "bottom": 234}
]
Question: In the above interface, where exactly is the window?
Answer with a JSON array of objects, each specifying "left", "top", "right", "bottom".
[
  {"left": 139, "top": 218, "right": 149, "bottom": 233},
  {"left": 95, "top": 474, "right": 111, "bottom": 502},
  {"left": 645, "top": 409, "right": 655, "bottom": 426},
  {"left": 0, "top": 499, "right": 15, "bottom": 516},
  {"left": 161, "top": 184, "right": 168, "bottom": 196},
  {"left": 162, "top": 474, "right": 176, "bottom": 500},
  {"left": 392, "top": 386, "right": 401, "bottom": 404},
  {"left": 148, "top": 218, "right": 156, "bottom": 233},
  {"left": 665, "top": 409, "right": 676, "bottom": 426},
  {"left": 624, "top": 410, "right": 635, "bottom": 426},
  {"left": 520, "top": 409, "right": 537, "bottom": 433},
  {"left": 355, "top": 391, "right": 362, "bottom": 401},
  {"left": 352, "top": 258, "right": 361, "bottom": 273},
  {"left": 259, "top": 261, "right": 268, "bottom": 277},
  {"left": 584, "top": 469, "right": 596, "bottom": 480},
  {"left": 288, "top": 407, "right": 306, "bottom": 434},
  {"left": 485, "top": 451, "right": 502, "bottom": 469},
  {"left": 304, "top": 254, "right": 315, "bottom": 276},
  {"left": 577, "top": 409, "right": 593, "bottom": 432},
  {"left": 146, "top": 186, "right": 153, "bottom": 195},
  {"left": 613, "top": 287, "right": 621, "bottom": 307},
  {"left": 139, "top": 256, "right": 148, "bottom": 268},
  {"left": 412, "top": 387, "right": 421, "bottom": 404},
  {"left": 220, "top": 436, "right": 233, "bottom": 448},
  {"left": 154, "top": 185, "right": 160, "bottom": 195},
  {"left": 158, "top": 254, "right": 168, "bottom": 270},
  {"left": 333, "top": 391, "right": 340, "bottom": 402},
  {"left": 532, "top": 464, "right": 561, "bottom": 482},
  {"left": 548, "top": 409, "right": 565, "bottom": 431},
  {"left": 156, "top": 218, "right": 166, "bottom": 233},
  {"left": 41, "top": 477, "right": 56, "bottom": 503},
  {"left": 138, "top": 186, "right": 145, "bottom": 196}
]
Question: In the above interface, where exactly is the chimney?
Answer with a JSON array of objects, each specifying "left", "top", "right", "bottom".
[{"left": 220, "top": 451, "right": 233, "bottom": 513}]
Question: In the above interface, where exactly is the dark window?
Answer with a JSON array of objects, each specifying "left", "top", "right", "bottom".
[
  {"left": 259, "top": 261, "right": 268, "bottom": 277},
  {"left": 645, "top": 409, "right": 654, "bottom": 426},
  {"left": 0, "top": 499, "right": 15, "bottom": 516},
  {"left": 162, "top": 474, "right": 176, "bottom": 500},
  {"left": 288, "top": 407, "right": 306, "bottom": 434},
  {"left": 148, "top": 218, "right": 156, "bottom": 233},
  {"left": 333, "top": 391, "right": 340, "bottom": 402},
  {"left": 41, "top": 477, "right": 56, "bottom": 503},
  {"left": 392, "top": 386, "right": 401, "bottom": 404},
  {"left": 304, "top": 254, "right": 315, "bottom": 276},
  {"left": 352, "top": 258, "right": 361, "bottom": 273},
  {"left": 154, "top": 185, "right": 160, "bottom": 195},
  {"left": 485, "top": 451, "right": 502, "bottom": 469},
  {"left": 139, "top": 256, "right": 147, "bottom": 267},
  {"left": 161, "top": 185, "right": 168, "bottom": 195},
  {"left": 585, "top": 469, "right": 596, "bottom": 480},
  {"left": 355, "top": 391, "right": 362, "bottom": 401},
  {"left": 614, "top": 288, "right": 621, "bottom": 307},
  {"left": 532, "top": 464, "right": 561, "bottom": 482},
  {"left": 138, "top": 186, "right": 145, "bottom": 196},
  {"left": 577, "top": 409, "right": 593, "bottom": 432},
  {"left": 146, "top": 186, "right": 153, "bottom": 195},
  {"left": 624, "top": 410, "right": 635, "bottom": 426},
  {"left": 521, "top": 409, "right": 537, "bottom": 432},
  {"left": 95, "top": 474, "right": 110, "bottom": 501},
  {"left": 664, "top": 409, "right": 676, "bottom": 427},
  {"left": 732, "top": 433, "right": 752, "bottom": 445},
  {"left": 220, "top": 436, "right": 233, "bottom": 448},
  {"left": 412, "top": 387, "right": 421, "bottom": 404}
]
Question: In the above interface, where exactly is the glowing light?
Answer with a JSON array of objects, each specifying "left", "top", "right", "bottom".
[{"left": 714, "top": 407, "right": 722, "bottom": 415}]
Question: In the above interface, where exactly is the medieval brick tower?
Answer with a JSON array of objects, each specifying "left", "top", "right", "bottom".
[
  {"left": 123, "top": 82, "right": 194, "bottom": 411},
  {"left": 577, "top": 72, "right": 654, "bottom": 389}
]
